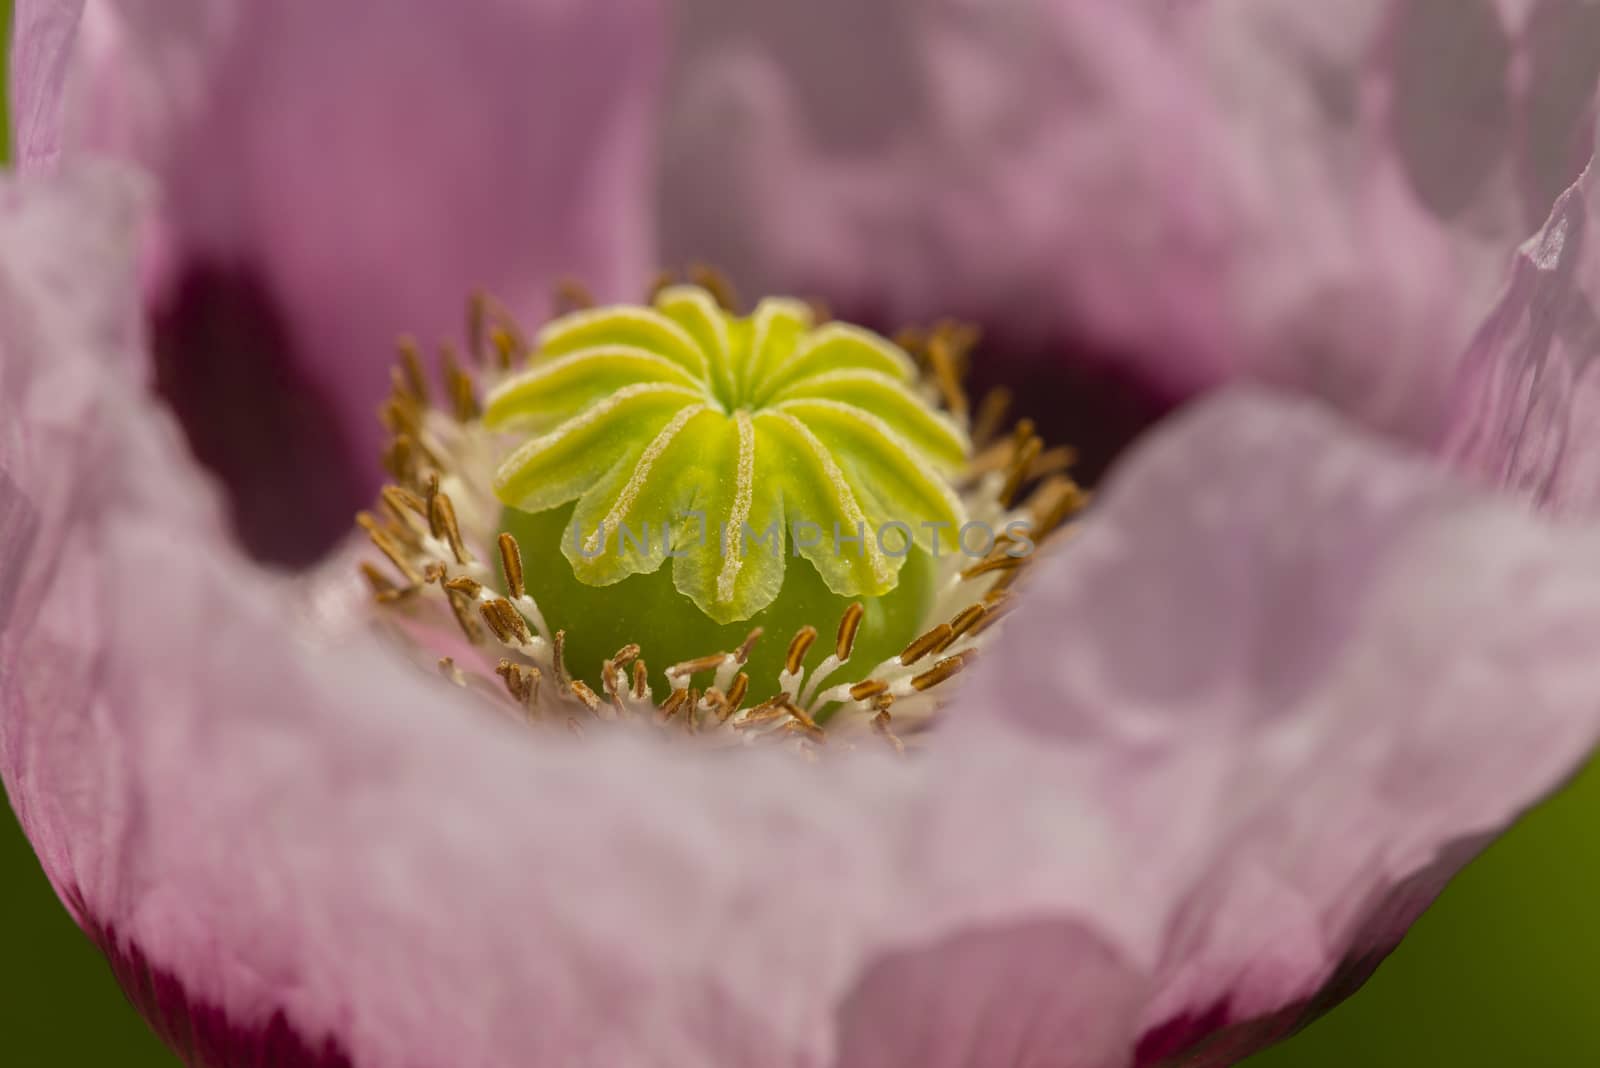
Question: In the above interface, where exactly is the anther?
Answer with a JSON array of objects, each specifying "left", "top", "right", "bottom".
[
  {"left": 1000, "top": 434, "right": 1044, "bottom": 509},
  {"left": 497, "top": 532, "right": 526, "bottom": 599},
  {"left": 396, "top": 336, "right": 431, "bottom": 404},
  {"left": 940, "top": 603, "right": 987, "bottom": 649},
  {"left": 726, "top": 672, "right": 750, "bottom": 714},
  {"left": 911, "top": 653, "right": 973, "bottom": 692},
  {"left": 441, "top": 343, "right": 480, "bottom": 422},
  {"left": 961, "top": 554, "right": 1026, "bottom": 581},
  {"left": 899, "top": 624, "right": 952, "bottom": 667},
  {"left": 444, "top": 587, "right": 484, "bottom": 644},
  {"left": 785, "top": 626, "right": 818, "bottom": 675},
  {"left": 689, "top": 263, "right": 738, "bottom": 312},
  {"left": 381, "top": 484, "right": 427, "bottom": 522},
  {"left": 551, "top": 630, "right": 571, "bottom": 693},
  {"left": 972, "top": 388, "right": 1012, "bottom": 447},
  {"left": 361, "top": 563, "right": 400, "bottom": 598},
  {"left": 849, "top": 678, "right": 889, "bottom": 702},
  {"left": 444, "top": 575, "right": 484, "bottom": 599},
  {"left": 925, "top": 330, "right": 970, "bottom": 421},
  {"left": 632, "top": 659, "right": 650, "bottom": 700},
  {"left": 659, "top": 687, "right": 690, "bottom": 722},
  {"left": 570, "top": 679, "right": 602, "bottom": 713},
  {"left": 555, "top": 278, "right": 595, "bottom": 314},
  {"left": 735, "top": 628, "right": 763, "bottom": 664},
  {"left": 669, "top": 652, "right": 729, "bottom": 680},
  {"left": 835, "top": 603, "right": 865, "bottom": 661},
  {"left": 429, "top": 491, "right": 469, "bottom": 565}
]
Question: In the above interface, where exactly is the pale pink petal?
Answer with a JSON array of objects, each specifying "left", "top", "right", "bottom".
[
  {"left": 8, "top": 168, "right": 1600, "bottom": 1065},
  {"left": 661, "top": 0, "right": 1600, "bottom": 446},
  {"left": 1442, "top": 152, "right": 1600, "bottom": 515},
  {"left": 951, "top": 387, "right": 1600, "bottom": 1063},
  {"left": 11, "top": 0, "right": 666, "bottom": 565}
]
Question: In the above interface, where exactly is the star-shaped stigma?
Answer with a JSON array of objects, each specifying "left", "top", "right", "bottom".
[{"left": 484, "top": 285, "right": 971, "bottom": 623}]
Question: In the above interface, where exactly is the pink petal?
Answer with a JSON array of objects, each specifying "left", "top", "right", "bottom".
[
  {"left": 661, "top": 0, "right": 1599, "bottom": 444},
  {"left": 10, "top": 0, "right": 667, "bottom": 565},
  {"left": 9, "top": 166, "right": 1600, "bottom": 1066},
  {"left": 1442, "top": 151, "right": 1600, "bottom": 514},
  {"left": 952, "top": 385, "right": 1600, "bottom": 1062}
]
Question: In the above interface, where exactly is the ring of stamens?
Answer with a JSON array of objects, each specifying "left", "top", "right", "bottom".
[{"left": 358, "top": 269, "right": 1088, "bottom": 754}]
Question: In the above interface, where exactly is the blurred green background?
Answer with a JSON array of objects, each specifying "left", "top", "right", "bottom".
[{"left": 0, "top": 4, "right": 1596, "bottom": 1065}]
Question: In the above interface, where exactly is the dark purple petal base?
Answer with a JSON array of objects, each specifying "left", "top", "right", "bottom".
[{"left": 73, "top": 893, "right": 354, "bottom": 1068}]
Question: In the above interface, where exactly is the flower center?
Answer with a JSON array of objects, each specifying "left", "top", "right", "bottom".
[{"left": 357, "top": 273, "right": 1086, "bottom": 749}]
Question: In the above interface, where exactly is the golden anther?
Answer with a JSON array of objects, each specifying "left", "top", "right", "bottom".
[
  {"left": 849, "top": 678, "right": 889, "bottom": 702},
  {"left": 497, "top": 532, "right": 526, "bottom": 599},
  {"left": 734, "top": 697, "right": 789, "bottom": 728},
  {"left": 489, "top": 326, "right": 519, "bottom": 371},
  {"left": 552, "top": 630, "right": 571, "bottom": 693},
  {"left": 647, "top": 270, "right": 676, "bottom": 302},
  {"left": 725, "top": 672, "right": 749, "bottom": 715},
  {"left": 925, "top": 330, "right": 970, "bottom": 421},
  {"left": 1030, "top": 445, "right": 1077, "bottom": 481},
  {"left": 659, "top": 687, "right": 690, "bottom": 722},
  {"left": 555, "top": 278, "right": 595, "bottom": 314},
  {"left": 836, "top": 602, "right": 865, "bottom": 661},
  {"left": 360, "top": 563, "right": 398, "bottom": 597},
  {"left": 468, "top": 292, "right": 528, "bottom": 367},
  {"left": 428, "top": 491, "right": 469, "bottom": 565},
  {"left": 1000, "top": 435, "right": 1044, "bottom": 509},
  {"left": 899, "top": 624, "right": 952, "bottom": 667},
  {"left": 481, "top": 598, "right": 531, "bottom": 646},
  {"left": 689, "top": 263, "right": 738, "bottom": 312},
  {"left": 381, "top": 484, "right": 427, "bottom": 522},
  {"left": 941, "top": 603, "right": 987, "bottom": 647},
  {"left": 785, "top": 625, "right": 818, "bottom": 675},
  {"left": 443, "top": 575, "right": 484, "bottom": 599},
  {"left": 961, "top": 553, "right": 1027, "bottom": 581},
  {"left": 972, "top": 387, "right": 1012, "bottom": 448},
  {"left": 362, "top": 523, "right": 424, "bottom": 586},
  {"left": 668, "top": 652, "right": 728, "bottom": 679},
  {"left": 632, "top": 659, "right": 650, "bottom": 701},
  {"left": 396, "top": 336, "right": 431, "bottom": 404},
  {"left": 684, "top": 688, "right": 701, "bottom": 733},
  {"left": 735, "top": 628, "right": 764, "bottom": 664},
  {"left": 441, "top": 343, "right": 480, "bottom": 422},
  {"left": 570, "top": 679, "right": 602, "bottom": 713},
  {"left": 911, "top": 653, "right": 973, "bottom": 692},
  {"left": 444, "top": 586, "right": 484, "bottom": 644}
]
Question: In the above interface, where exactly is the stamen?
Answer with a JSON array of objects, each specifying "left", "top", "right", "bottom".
[
  {"left": 429, "top": 491, "right": 469, "bottom": 565},
  {"left": 497, "top": 532, "right": 526, "bottom": 600},
  {"left": 688, "top": 263, "right": 738, "bottom": 312},
  {"left": 872, "top": 709, "right": 906, "bottom": 755},
  {"left": 911, "top": 652, "right": 972, "bottom": 692},
  {"left": 899, "top": 625, "right": 952, "bottom": 668},
  {"left": 358, "top": 281, "right": 1079, "bottom": 749},
  {"left": 555, "top": 278, "right": 595, "bottom": 314},
  {"left": 972, "top": 387, "right": 1012, "bottom": 448},
  {"left": 785, "top": 626, "right": 818, "bottom": 675},
  {"left": 396, "top": 336, "right": 431, "bottom": 405},
  {"left": 835, "top": 602, "right": 865, "bottom": 661}
]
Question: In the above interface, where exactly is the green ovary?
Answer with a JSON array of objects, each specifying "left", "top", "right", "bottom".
[
  {"left": 484, "top": 284, "right": 972, "bottom": 701},
  {"left": 501, "top": 502, "right": 937, "bottom": 699}
]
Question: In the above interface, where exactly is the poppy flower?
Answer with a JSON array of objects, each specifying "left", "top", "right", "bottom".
[{"left": 5, "top": 2, "right": 1600, "bottom": 1066}]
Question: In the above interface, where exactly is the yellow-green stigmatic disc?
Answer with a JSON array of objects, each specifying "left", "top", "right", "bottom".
[{"left": 484, "top": 285, "right": 970, "bottom": 696}]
